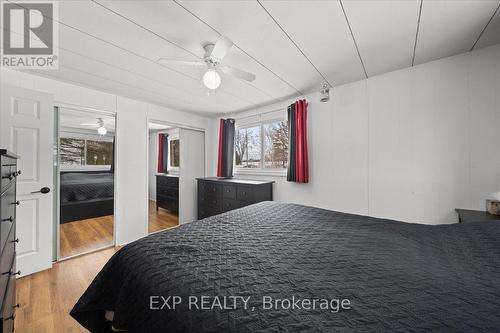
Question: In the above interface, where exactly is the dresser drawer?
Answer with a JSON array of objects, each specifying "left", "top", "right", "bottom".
[
  {"left": 0, "top": 226, "right": 15, "bottom": 308},
  {"left": 157, "top": 195, "right": 179, "bottom": 214},
  {"left": 158, "top": 187, "right": 178, "bottom": 198},
  {"left": 222, "top": 185, "right": 236, "bottom": 200},
  {"left": 1, "top": 268, "right": 16, "bottom": 333},
  {"left": 0, "top": 186, "right": 15, "bottom": 252},
  {"left": 237, "top": 186, "right": 254, "bottom": 203},
  {"left": 157, "top": 176, "right": 178, "bottom": 187},
  {"left": 0, "top": 159, "right": 15, "bottom": 193},
  {"left": 198, "top": 195, "right": 222, "bottom": 209},
  {"left": 199, "top": 181, "right": 222, "bottom": 197},
  {"left": 222, "top": 199, "right": 244, "bottom": 213},
  {"left": 198, "top": 205, "right": 221, "bottom": 220}
]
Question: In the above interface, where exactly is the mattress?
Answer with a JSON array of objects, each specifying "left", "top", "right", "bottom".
[
  {"left": 60, "top": 172, "right": 114, "bottom": 203},
  {"left": 71, "top": 202, "right": 500, "bottom": 332}
]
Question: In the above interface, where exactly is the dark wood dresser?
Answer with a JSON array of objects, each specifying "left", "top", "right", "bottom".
[
  {"left": 197, "top": 177, "right": 274, "bottom": 219},
  {"left": 156, "top": 174, "right": 179, "bottom": 215},
  {"left": 0, "top": 150, "right": 20, "bottom": 333}
]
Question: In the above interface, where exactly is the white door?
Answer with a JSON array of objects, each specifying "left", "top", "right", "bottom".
[
  {"left": 179, "top": 129, "right": 205, "bottom": 224},
  {"left": 0, "top": 85, "right": 54, "bottom": 276}
]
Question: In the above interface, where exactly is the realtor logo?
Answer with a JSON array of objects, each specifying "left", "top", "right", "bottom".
[{"left": 1, "top": 1, "right": 59, "bottom": 69}]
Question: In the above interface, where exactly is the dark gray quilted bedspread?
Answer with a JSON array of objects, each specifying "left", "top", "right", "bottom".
[
  {"left": 60, "top": 172, "right": 114, "bottom": 203},
  {"left": 71, "top": 202, "right": 500, "bottom": 332}
]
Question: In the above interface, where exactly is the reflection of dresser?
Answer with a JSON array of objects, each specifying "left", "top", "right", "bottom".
[
  {"left": 0, "top": 150, "right": 20, "bottom": 333},
  {"left": 156, "top": 175, "right": 179, "bottom": 215}
]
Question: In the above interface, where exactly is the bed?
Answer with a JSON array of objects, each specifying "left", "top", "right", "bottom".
[
  {"left": 60, "top": 171, "right": 114, "bottom": 224},
  {"left": 71, "top": 201, "right": 500, "bottom": 332}
]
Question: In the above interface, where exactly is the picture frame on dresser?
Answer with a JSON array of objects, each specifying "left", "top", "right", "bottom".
[{"left": 0, "top": 150, "right": 20, "bottom": 333}]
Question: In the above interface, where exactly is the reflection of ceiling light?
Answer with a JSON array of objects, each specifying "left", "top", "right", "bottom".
[
  {"left": 97, "top": 126, "right": 107, "bottom": 135},
  {"left": 202, "top": 69, "right": 221, "bottom": 90}
]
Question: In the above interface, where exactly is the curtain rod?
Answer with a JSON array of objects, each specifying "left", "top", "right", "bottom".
[{"left": 232, "top": 102, "right": 309, "bottom": 121}]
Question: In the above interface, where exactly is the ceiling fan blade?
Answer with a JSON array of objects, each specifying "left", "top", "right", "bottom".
[
  {"left": 210, "top": 36, "right": 233, "bottom": 61},
  {"left": 221, "top": 66, "right": 256, "bottom": 82},
  {"left": 158, "top": 59, "right": 206, "bottom": 66}
]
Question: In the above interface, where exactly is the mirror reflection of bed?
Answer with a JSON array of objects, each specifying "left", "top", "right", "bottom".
[
  {"left": 148, "top": 123, "right": 180, "bottom": 233},
  {"left": 58, "top": 107, "right": 116, "bottom": 259}
]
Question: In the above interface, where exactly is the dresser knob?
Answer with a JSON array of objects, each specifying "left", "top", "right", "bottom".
[
  {"left": 13, "top": 270, "right": 21, "bottom": 276},
  {"left": 13, "top": 303, "right": 20, "bottom": 309},
  {"left": 13, "top": 238, "right": 19, "bottom": 243},
  {"left": 1, "top": 216, "right": 13, "bottom": 222},
  {"left": 14, "top": 200, "right": 20, "bottom": 205}
]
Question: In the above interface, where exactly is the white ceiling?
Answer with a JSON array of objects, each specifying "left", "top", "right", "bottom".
[{"left": 11, "top": 0, "right": 500, "bottom": 115}]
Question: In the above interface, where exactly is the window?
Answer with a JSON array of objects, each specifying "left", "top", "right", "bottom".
[
  {"left": 169, "top": 139, "right": 180, "bottom": 168},
  {"left": 60, "top": 137, "right": 113, "bottom": 167},
  {"left": 263, "top": 121, "right": 288, "bottom": 169},
  {"left": 235, "top": 126, "right": 261, "bottom": 168},
  {"left": 60, "top": 138, "right": 85, "bottom": 166},
  {"left": 235, "top": 120, "right": 288, "bottom": 171}
]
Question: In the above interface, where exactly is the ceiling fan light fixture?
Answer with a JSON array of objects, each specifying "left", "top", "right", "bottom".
[
  {"left": 202, "top": 69, "right": 221, "bottom": 90},
  {"left": 97, "top": 126, "right": 107, "bottom": 136}
]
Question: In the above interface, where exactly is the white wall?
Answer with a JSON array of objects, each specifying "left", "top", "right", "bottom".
[
  {"left": 1, "top": 69, "right": 213, "bottom": 245},
  {"left": 212, "top": 44, "right": 500, "bottom": 225}
]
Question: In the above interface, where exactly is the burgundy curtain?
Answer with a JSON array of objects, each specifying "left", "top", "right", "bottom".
[
  {"left": 287, "top": 99, "right": 309, "bottom": 183},
  {"left": 217, "top": 118, "right": 235, "bottom": 177},
  {"left": 157, "top": 133, "right": 168, "bottom": 173}
]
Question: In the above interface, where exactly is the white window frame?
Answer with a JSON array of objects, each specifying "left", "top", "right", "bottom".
[{"left": 234, "top": 117, "right": 288, "bottom": 177}]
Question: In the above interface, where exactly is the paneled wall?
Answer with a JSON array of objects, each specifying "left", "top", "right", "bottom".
[{"left": 215, "top": 44, "right": 500, "bottom": 225}]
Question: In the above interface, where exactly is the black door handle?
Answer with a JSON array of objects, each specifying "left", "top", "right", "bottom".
[{"left": 31, "top": 187, "right": 50, "bottom": 194}]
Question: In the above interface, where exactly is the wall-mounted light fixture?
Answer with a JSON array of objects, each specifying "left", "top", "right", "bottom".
[{"left": 320, "top": 84, "right": 330, "bottom": 103}]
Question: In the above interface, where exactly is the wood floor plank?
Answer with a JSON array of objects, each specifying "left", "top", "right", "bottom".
[{"left": 15, "top": 248, "right": 117, "bottom": 333}]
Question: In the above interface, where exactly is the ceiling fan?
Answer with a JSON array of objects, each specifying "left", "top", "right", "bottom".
[
  {"left": 80, "top": 118, "right": 107, "bottom": 136},
  {"left": 158, "top": 36, "right": 256, "bottom": 90}
]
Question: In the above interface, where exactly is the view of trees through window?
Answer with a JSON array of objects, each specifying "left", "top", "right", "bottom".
[
  {"left": 60, "top": 137, "right": 113, "bottom": 166},
  {"left": 170, "top": 139, "right": 180, "bottom": 168},
  {"left": 235, "top": 120, "right": 288, "bottom": 169}
]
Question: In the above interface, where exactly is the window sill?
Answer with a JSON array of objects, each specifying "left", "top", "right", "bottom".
[{"left": 234, "top": 168, "right": 287, "bottom": 178}]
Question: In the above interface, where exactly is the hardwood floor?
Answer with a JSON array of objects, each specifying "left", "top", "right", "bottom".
[
  {"left": 60, "top": 215, "right": 114, "bottom": 258},
  {"left": 15, "top": 248, "right": 117, "bottom": 333},
  {"left": 148, "top": 200, "right": 179, "bottom": 233},
  {"left": 15, "top": 201, "right": 179, "bottom": 332},
  {"left": 59, "top": 201, "right": 178, "bottom": 258}
]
